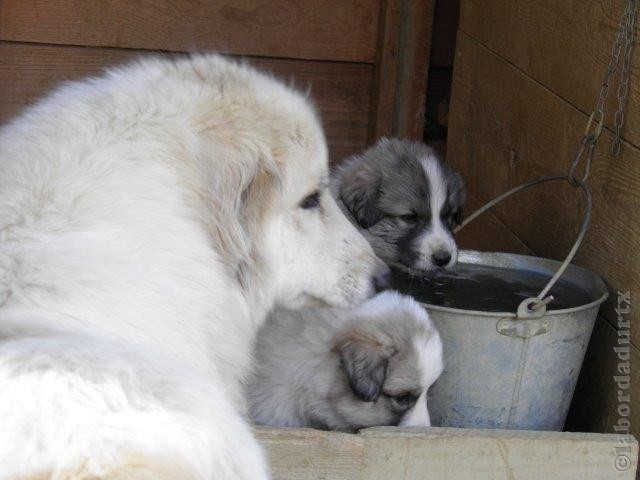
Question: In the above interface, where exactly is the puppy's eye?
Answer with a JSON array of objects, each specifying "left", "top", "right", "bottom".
[
  {"left": 399, "top": 213, "right": 418, "bottom": 223},
  {"left": 390, "top": 393, "right": 418, "bottom": 410},
  {"left": 299, "top": 191, "right": 321, "bottom": 209}
]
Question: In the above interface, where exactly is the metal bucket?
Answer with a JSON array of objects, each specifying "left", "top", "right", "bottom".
[
  {"left": 396, "top": 176, "right": 608, "bottom": 430},
  {"left": 412, "top": 250, "right": 608, "bottom": 431}
]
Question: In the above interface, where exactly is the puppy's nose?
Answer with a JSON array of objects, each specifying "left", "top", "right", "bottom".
[
  {"left": 432, "top": 251, "right": 451, "bottom": 267},
  {"left": 372, "top": 265, "right": 392, "bottom": 292}
]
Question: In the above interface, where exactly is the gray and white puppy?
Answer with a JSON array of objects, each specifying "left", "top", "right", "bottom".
[
  {"left": 332, "top": 138, "right": 466, "bottom": 271},
  {"left": 248, "top": 291, "right": 443, "bottom": 432}
]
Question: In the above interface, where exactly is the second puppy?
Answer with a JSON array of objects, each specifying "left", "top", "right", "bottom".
[
  {"left": 332, "top": 138, "right": 466, "bottom": 271},
  {"left": 248, "top": 292, "right": 443, "bottom": 432}
]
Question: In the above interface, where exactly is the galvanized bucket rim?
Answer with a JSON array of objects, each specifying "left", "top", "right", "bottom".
[{"left": 417, "top": 250, "right": 609, "bottom": 319}]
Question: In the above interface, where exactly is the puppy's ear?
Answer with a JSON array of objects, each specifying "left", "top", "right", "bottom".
[
  {"left": 454, "top": 208, "right": 464, "bottom": 226},
  {"left": 445, "top": 169, "right": 467, "bottom": 225},
  {"left": 333, "top": 327, "right": 396, "bottom": 402},
  {"left": 338, "top": 160, "right": 382, "bottom": 229}
]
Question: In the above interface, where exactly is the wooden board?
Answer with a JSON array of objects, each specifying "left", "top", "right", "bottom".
[
  {"left": 0, "top": 0, "right": 379, "bottom": 63},
  {"left": 459, "top": 0, "right": 640, "bottom": 149},
  {"left": 456, "top": 192, "right": 533, "bottom": 256},
  {"left": 369, "top": 0, "right": 403, "bottom": 140},
  {"left": 256, "top": 426, "right": 638, "bottom": 479},
  {"left": 0, "top": 0, "right": 436, "bottom": 153},
  {"left": 430, "top": 0, "right": 460, "bottom": 68},
  {"left": 393, "top": 0, "right": 436, "bottom": 138},
  {"left": 0, "top": 41, "right": 373, "bottom": 162},
  {"left": 447, "top": 32, "right": 640, "bottom": 351},
  {"left": 368, "top": 0, "right": 435, "bottom": 141}
]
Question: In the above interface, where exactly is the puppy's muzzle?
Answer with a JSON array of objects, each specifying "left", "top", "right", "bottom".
[{"left": 432, "top": 250, "right": 452, "bottom": 268}]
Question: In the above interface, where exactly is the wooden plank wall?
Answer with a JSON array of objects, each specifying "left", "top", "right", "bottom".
[
  {"left": 0, "top": 0, "right": 435, "bottom": 163},
  {"left": 448, "top": 0, "right": 640, "bottom": 441},
  {"left": 423, "top": 0, "right": 460, "bottom": 155}
]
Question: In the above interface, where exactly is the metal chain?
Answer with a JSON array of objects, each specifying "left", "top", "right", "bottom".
[
  {"left": 570, "top": 0, "right": 638, "bottom": 184},
  {"left": 613, "top": 0, "right": 639, "bottom": 154},
  {"left": 462, "top": 1, "right": 637, "bottom": 312}
]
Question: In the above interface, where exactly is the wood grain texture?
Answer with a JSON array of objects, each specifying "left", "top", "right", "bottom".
[
  {"left": 448, "top": 32, "right": 640, "bottom": 350},
  {"left": 369, "top": 0, "right": 436, "bottom": 141},
  {"left": 455, "top": 191, "right": 533, "bottom": 256},
  {"left": 393, "top": 0, "right": 435, "bottom": 139},
  {"left": 368, "top": 0, "right": 402, "bottom": 140},
  {"left": 459, "top": 0, "right": 640, "bottom": 149},
  {"left": 257, "top": 428, "right": 364, "bottom": 479},
  {"left": 255, "top": 426, "right": 638, "bottom": 479},
  {"left": 0, "top": 0, "right": 380, "bottom": 63},
  {"left": 0, "top": 41, "right": 373, "bottom": 162}
]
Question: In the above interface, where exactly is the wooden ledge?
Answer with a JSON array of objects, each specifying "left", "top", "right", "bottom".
[{"left": 256, "top": 426, "right": 638, "bottom": 479}]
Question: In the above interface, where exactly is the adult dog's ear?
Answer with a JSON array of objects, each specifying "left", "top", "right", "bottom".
[
  {"left": 205, "top": 144, "right": 282, "bottom": 289},
  {"left": 338, "top": 160, "right": 382, "bottom": 229},
  {"left": 236, "top": 159, "right": 282, "bottom": 287},
  {"left": 333, "top": 326, "right": 396, "bottom": 402}
]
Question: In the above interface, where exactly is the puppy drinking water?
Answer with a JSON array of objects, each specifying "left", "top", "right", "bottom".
[
  {"left": 248, "top": 292, "right": 443, "bottom": 432},
  {"left": 332, "top": 138, "right": 466, "bottom": 272}
]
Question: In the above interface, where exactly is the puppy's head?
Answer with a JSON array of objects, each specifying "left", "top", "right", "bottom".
[
  {"left": 330, "top": 291, "right": 444, "bottom": 431},
  {"left": 334, "top": 138, "right": 466, "bottom": 271}
]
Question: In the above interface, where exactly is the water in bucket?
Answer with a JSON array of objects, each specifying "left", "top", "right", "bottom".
[
  {"left": 389, "top": 250, "right": 608, "bottom": 431},
  {"left": 389, "top": 263, "right": 593, "bottom": 313}
]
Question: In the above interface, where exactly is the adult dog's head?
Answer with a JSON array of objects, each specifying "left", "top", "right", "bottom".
[
  {"left": 190, "top": 55, "right": 388, "bottom": 311},
  {"left": 333, "top": 138, "right": 466, "bottom": 272}
]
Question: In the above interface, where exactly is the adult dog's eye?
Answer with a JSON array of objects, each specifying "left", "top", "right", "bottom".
[{"left": 299, "top": 191, "right": 321, "bottom": 209}]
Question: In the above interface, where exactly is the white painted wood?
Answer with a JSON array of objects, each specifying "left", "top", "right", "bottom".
[{"left": 255, "top": 426, "right": 638, "bottom": 480}]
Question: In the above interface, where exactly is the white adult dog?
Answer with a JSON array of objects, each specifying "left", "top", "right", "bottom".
[{"left": 0, "top": 55, "right": 387, "bottom": 479}]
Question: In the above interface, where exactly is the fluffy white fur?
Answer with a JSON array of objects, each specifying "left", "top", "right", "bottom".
[
  {"left": 412, "top": 158, "right": 459, "bottom": 270},
  {"left": 249, "top": 291, "right": 443, "bottom": 431},
  {"left": 0, "top": 54, "right": 383, "bottom": 479}
]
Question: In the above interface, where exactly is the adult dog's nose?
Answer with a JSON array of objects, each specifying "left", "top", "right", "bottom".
[
  {"left": 432, "top": 251, "right": 452, "bottom": 267},
  {"left": 372, "top": 265, "right": 392, "bottom": 292}
]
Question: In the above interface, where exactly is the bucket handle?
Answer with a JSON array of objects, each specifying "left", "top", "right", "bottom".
[{"left": 454, "top": 175, "right": 592, "bottom": 319}]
